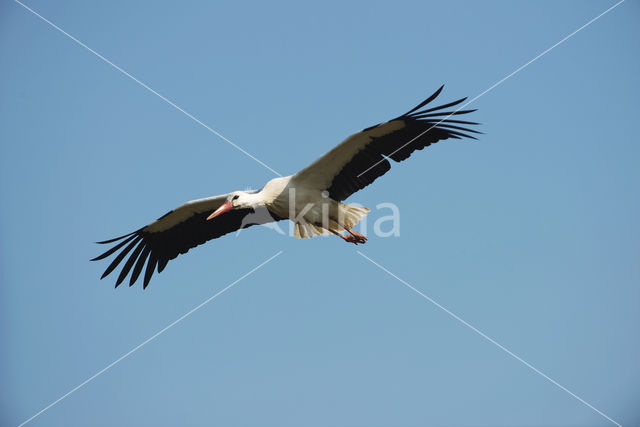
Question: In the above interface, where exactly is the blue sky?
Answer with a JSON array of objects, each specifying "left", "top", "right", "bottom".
[{"left": 2, "top": 1, "right": 639, "bottom": 426}]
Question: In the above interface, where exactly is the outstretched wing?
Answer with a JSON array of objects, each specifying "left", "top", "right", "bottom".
[
  {"left": 293, "top": 85, "right": 481, "bottom": 201},
  {"left": 91, "top": 194, "right": 280, "bottom": 289}
]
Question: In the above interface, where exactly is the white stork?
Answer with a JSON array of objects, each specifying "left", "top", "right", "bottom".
[{"left": 93, "top": 86, "right": 480, "bottom": 288}]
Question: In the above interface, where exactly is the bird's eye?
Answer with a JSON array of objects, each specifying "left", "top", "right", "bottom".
[{"left": 232, "top": 195, "right": 239, "bottom": 201}]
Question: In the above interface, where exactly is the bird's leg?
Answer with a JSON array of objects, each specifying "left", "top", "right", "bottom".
[
  {"left": 338, "top": 220, "right": 367, "bottom": 244},
  {"left": 347, "top": 229, "right": 368, "bottom": 244},
  {"left": 329, "top": 228, "right": 367, "bottom": 245},
  {"left": 329, "top": 229, "right": 354, "bottom": 244}
]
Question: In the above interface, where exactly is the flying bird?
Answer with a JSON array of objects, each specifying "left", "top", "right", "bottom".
[{"left": 93, "top": 86, "right": 480, "bottom": 288}]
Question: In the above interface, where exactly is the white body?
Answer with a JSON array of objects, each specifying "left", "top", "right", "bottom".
[{"left": 248, "top": 176, "right": 369, "bottom": 238}]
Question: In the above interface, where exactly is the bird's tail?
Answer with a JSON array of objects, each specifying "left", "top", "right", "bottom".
[
  {"left": 338, "top": 203, "right": 370, "bottom": 231},
  {"left": 293, "top": 222, "right": 331, "bottom": 238},
  {"left": 293, "top": 203, "right": 370, "bottom": 239}
]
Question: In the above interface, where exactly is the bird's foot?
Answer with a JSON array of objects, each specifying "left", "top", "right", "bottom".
[
  {"left": 351, "top": 231, "right": 368, "bottom": 243},
  {"left": 343, "top": 231, "right": 367, "bottom": 245}
]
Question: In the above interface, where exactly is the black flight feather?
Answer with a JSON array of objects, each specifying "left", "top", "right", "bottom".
[
  {"left": 93, "top": 207, "right": 282, "bottom": 289},
  {"left": 326, "top": 86, "right": 481, "bottom": 201}
]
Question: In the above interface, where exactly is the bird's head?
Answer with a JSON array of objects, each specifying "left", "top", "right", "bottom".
[{"left": 206, "top": 191, "right": 258, "bottom": 220}]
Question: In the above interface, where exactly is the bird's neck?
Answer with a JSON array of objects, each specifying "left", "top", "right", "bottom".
[
  {"left": 259, "top": 176, "right": 292, "bottom": 206},
  {"left": 242, "top": 191, "right": 267, "bottom": 209}
]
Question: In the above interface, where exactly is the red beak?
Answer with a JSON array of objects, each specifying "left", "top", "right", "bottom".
[{"left": 206, "top": 201, "right": 233, "bottom": 220}]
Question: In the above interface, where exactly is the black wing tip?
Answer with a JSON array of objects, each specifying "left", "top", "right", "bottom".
[
  {"left": 95, "top": 232, "right": 134, "bottom": 244},
  {"left": 413, "top": 108, "right": 477, "bottom": 118},
  {"left": 436, "top": 124, "right": 483, "bottom": 135},
  {"left": 92, "top": 230, "right": 155, "bottom": 288},
  {"left": 110, "top": 253, "right": 156, "bottom": 289},
  {"left": 95, "top": 227, "right": 146, "bottom": 244},
  {"left": 402, "top": 84, "right": 479, "bottom": 123},
  {"left": 467, "top": 130, "right": 485, "bottom": 139},
  {"left": 429, "top": 84, "right": 445, "bottom": 99},
  {"left": 402, "top": 85, "right": 446, "bottom": 116},
  {"left": 449, "top": 120, "right": 480, "bottom": 125}
]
